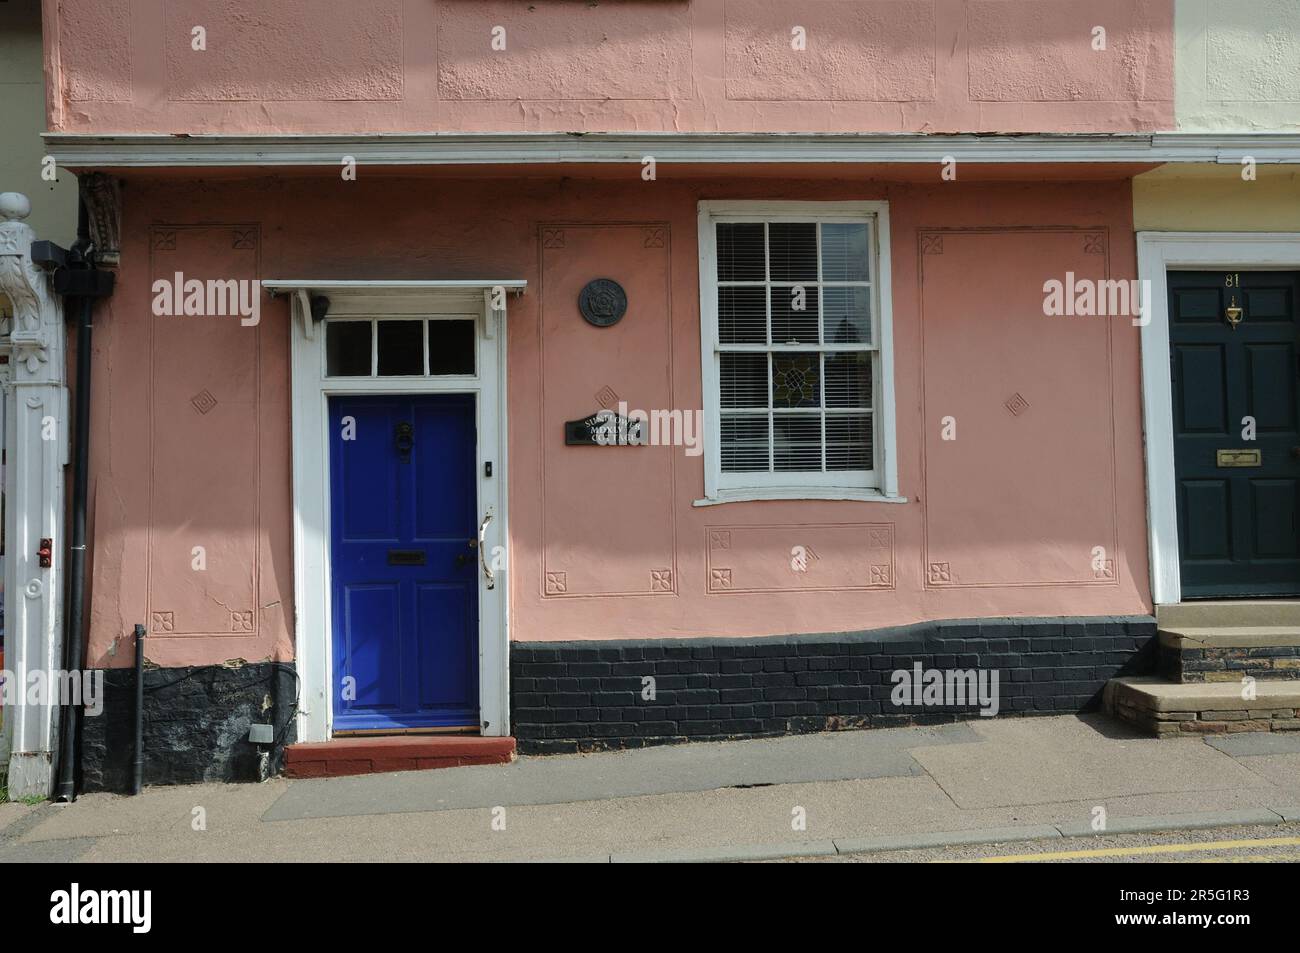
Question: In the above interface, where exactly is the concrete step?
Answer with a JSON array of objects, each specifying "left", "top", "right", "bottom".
[
  {"left": 1157, "top": 600, "right": 1300, "bottom": 629},
  {"left": 1105, "top": 675, "right": 1300, "bottom": 738},
  {"left": 284, "top": 735, "right": 516, "bottom": 779}
]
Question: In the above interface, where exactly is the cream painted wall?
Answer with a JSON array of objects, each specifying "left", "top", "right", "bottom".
[
  {"left": 0, "top": 0, "right": 76, "bottom": 245},
  {"left": 1176, "top": 0, "right": 1300, "bottom": 131},
  {"left": 1133, "top": 164, "right": 1300, "bottom": 230}
]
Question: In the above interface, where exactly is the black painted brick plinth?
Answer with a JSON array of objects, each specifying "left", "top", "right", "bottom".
[
  {"left": 510, "top": 616, "right": 1157, "bottom": 755},
  {"left": 79, "top": 662, "right": 298, "bottom": 792}
]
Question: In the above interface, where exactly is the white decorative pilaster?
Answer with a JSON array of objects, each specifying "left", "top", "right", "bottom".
[{"left": 0, "top": 193, "right": 68, "bottom": 798}]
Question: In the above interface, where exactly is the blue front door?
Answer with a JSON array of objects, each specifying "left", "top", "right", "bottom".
[{"left": 329, "top": 394, "right": 480, "bottom": 731}]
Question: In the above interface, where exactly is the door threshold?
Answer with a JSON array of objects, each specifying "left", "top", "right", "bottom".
[
  {"left": 332, "top": 726, "right": 480, "bottom": 737},
  {"left": 284, "top": 734, "right": 516, "bottom": 778}
]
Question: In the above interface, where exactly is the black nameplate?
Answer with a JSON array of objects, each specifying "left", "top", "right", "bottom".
[{"left": 565, "top": 410, "right": 645, "bottom": 446}]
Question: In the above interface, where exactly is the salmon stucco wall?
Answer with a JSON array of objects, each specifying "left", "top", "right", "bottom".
[
  {"left": 83, "top": 169, "right": 1150, "bottom": 666},
  {"left": 86, "top": 216, "right": 295, "bottom": 668},
  {"left": 45, "top": 0, "right": 1175, "bottom": 135}
]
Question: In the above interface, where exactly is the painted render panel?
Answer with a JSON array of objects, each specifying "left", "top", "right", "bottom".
[
  {"left": 1175, "top": 0, "right": 1300, "bottom": 131},
  {"left": 87, "top": 218, "right": 294, "bottom": 669},
  {"left": 82, "top": 171, "right": 1151, "bottom": 667},
  {"left": 43, "top": 0, "right": 1176, "bottom": 135},
  {"left": 1133, "top": 164, "right": 1300, "bottom": 231}
]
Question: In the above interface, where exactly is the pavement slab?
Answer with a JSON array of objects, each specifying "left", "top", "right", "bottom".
[
  {"left": 261, "top": 722, "right": 977, "bottom": 822},
  {"left": 1205, "top": 732, "right": 1300, "bottom": 757},
  {"left": 909, "top": 714, "right": 1268, "bottom": 809},
  {"left": 19, "top": 779, "right": 290, "bottom": 843}
]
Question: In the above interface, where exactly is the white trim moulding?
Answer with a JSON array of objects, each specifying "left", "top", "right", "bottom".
[{"left": 42, "top": 132, "right": 1300, "bottom": 169}]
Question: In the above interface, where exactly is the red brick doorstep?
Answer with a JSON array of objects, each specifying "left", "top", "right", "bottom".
[{"left": 284, "top": 735, "right": 516, "bottom": 779}]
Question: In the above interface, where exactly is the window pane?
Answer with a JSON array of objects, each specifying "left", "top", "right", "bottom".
[
  {"left": 820, "top": 223, "right": 869, "bottom": 281},
  {"left": 721, "top": 414, "right": 770, "bottom": 472},
  {"left": 716, "top": 223, "right": 766, "bottom": 281},
  {"left": 427, "top": 320, "right": 476, "bottom": 375},
  {"left": 720, "top": 353, "right": 768, "bottom": 409},
  {"left": 326, "top": 321, "right": 372, "bottom": 376},
  {"left": 823, "top": 286, "right": 872, "bottom": 344},
  {"left": 826, "top": 414, "right": 872, "bottom": 470},
  {"left": 770, "top": 285, "right": 818, "bottom": 345},
  {"left": 377, "top": 320, "right": 425, "bottom": 376},
  {"left": 774, "top": 414, "right": 822, "bottom": 471},
  {"left": 718, "top": 286, "right": 767, "bottom": 344},
  {"left": 768, "top": 222, "right": 817, "bottom": 282},
  {"left": 824, "top": 352, "right": 872, "bottom": 408},
  {"left": 771, "top": 352, "right": 819, "bottom": 409}
]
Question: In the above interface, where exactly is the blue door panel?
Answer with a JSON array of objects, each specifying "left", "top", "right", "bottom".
[
  {"left": 329, "top": 394, "right": 480, "bottom": 731},
  {"left": 339, "top": 401, "right": 403, "bottom": 540},
  {"left": 416, "top": 583, "right": 476, "bottom": 711},
  {"left": 340, "top": 584, "right": 403, "bottom": 715}
]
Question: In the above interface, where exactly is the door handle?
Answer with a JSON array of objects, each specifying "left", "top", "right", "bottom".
[{"left": 479, "top": 512, "right": 494, "bottom": 590}]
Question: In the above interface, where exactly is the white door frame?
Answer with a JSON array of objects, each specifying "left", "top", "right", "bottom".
[
  {"left": 272, "top": 280, "right": 523, "bottom": 743},
  {"left": 1136, "top": 233, "right": 1300, "bottom": 605}
]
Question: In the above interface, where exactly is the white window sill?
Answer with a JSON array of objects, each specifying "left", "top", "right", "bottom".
[{"left": 693, "top": 489, "right": 909, "bottom": 506}]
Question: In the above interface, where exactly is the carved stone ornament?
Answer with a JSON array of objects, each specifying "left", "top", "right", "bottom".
[
  {"left": 0, "top": 193, "right": 63, "bottom": 378},
  {"left": 80, "top": 172, "right": 122, "bottom": 266}
]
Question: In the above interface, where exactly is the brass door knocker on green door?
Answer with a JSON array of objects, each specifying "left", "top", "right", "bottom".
[{"left": 1225, "top": 295, "right": 1244, "bottom": 330}]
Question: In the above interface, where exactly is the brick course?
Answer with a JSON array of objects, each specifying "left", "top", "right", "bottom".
[{"left": 510, "top": 616, "right": 1158, "bottom": 754}]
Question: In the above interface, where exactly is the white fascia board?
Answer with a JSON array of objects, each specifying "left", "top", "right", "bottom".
[
  {"left": 41, "top": 132, "right": 1300, "bottom": 169},
  {"left": 262, "top": 279, "right": 527, "bottom": 294}
]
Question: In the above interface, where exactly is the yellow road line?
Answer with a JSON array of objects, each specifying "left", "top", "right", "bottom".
[{"left": 975, "top": 836, "right": 1300, "bottom": 863}]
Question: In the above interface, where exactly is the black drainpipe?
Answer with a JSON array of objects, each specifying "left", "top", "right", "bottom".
[
  {"left": 131, "top": 623, "right": 146, "bottom": 795},
  {"left": 34, "top": 195, "right": 114, "bottom": 802}
]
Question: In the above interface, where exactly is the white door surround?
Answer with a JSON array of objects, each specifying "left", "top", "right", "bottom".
[
  {"left": 1136, "top": 233, "right": 1300, "bottom": 606},
  {"left": 0, "top": 193, "right": 69, "bottom": 797},
  {"left": 268, "top": 279, "right": 524, "bottom": 744}
]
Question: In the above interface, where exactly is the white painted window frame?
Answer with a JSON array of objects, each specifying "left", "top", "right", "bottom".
[
  {"left": 696, "top": 200, "right": 901, "bottom": 505},
  {"left": 276, "top": 281, "right": 522, "bottom": 743},
  {"left": 1135, "top": 232, "right": 1300, "bottom": 605}
]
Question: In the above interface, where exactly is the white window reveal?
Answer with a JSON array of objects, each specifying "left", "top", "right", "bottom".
[{"left": 697, "top": 202, "right": 901, "bottom": 504}]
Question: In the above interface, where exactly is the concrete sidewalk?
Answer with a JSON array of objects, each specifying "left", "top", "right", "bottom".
[{"left": 3, "top": 714, "right": 1299, "bottom": 862}]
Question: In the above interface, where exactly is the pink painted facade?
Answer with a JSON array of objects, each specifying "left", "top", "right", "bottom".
[
  {"left": 82, "top": 168, "right": 1152, "bottom": 668},
  {"left": 45, "top": 0, "right": 1174, "bottom": 135},
  {"left": 45, "top": 0, "right": 1275, "bottom": 773}
]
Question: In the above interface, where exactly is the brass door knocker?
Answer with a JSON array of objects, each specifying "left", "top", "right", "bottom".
[
  {"left": 394, "top": 421, "right": 414, "bottom": 462},
  {"left": 1224, "top": 295, "right": 1244, "bottom": 330}
]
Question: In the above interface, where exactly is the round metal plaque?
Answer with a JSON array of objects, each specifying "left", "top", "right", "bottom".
[{"left": 578, "top": 278, "right": 628, "bottom": 328}]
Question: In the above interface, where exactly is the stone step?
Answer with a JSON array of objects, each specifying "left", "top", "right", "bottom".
[
  {"left": 284, "top": 735, "right": 516, "bottom": 778},
  {"left": 1157, "top": 625, "right": 1300, "bottom": 683},
  {"left": 1157, "top": 600, "right": 1300, "bottom": 629},
  {"left": 1105, "top": 676, "right": 1300, "bottom": 738}
]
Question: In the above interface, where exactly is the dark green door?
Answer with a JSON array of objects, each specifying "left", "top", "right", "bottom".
[{"left": 1168, "top": 271, "right": 1300, "bottom": 598}]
